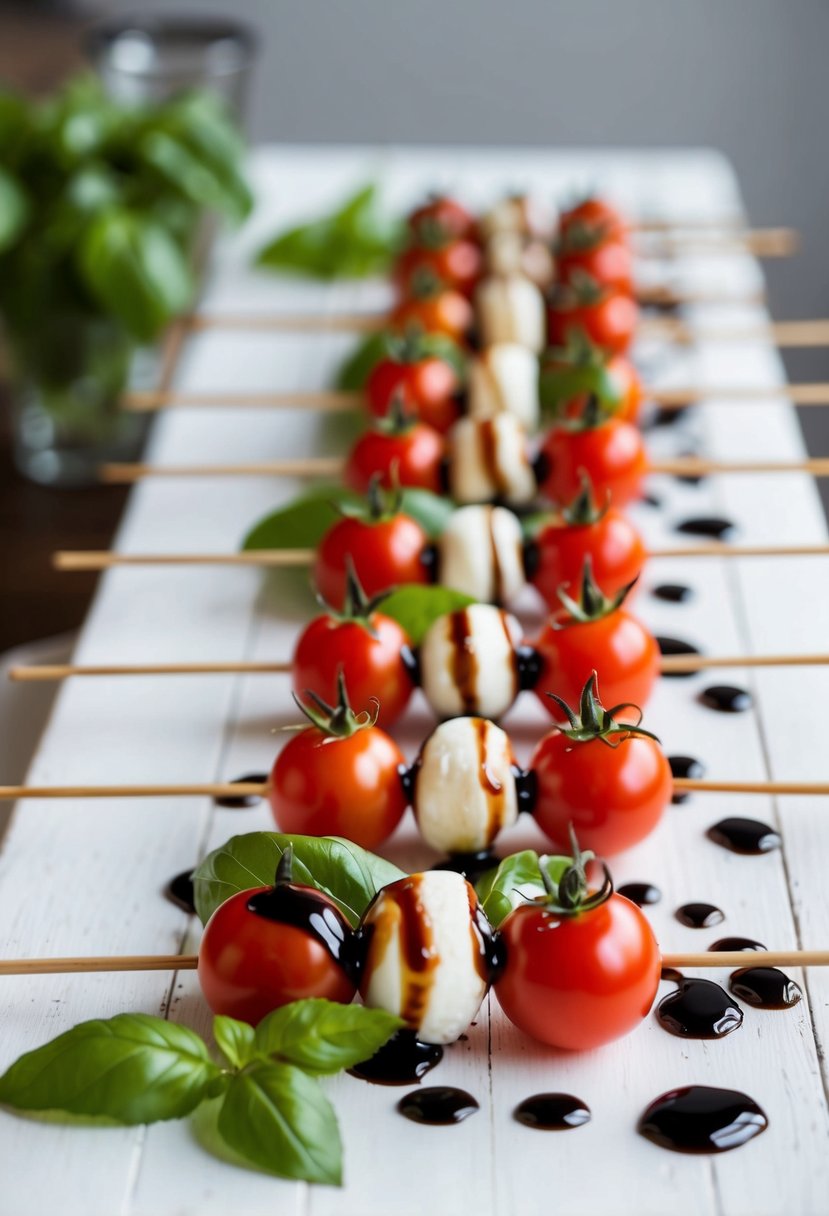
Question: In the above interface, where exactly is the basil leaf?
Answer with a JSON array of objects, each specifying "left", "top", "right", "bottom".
[
  {"left": 335, "top": 331, "right": 390, "bottom": 391},
  {"left": 193, "top": 831, "right": 404, "bottom": 927},
  {"left": 539, "top": 362, "right": 622, "bottom": 418},
  {"left": 0, "top": 1014, "right": 219, "bottom": 1124},
  {"left": 139, "top": 129, "right": 251, "bottom": 224},
  {"left": 476, "top": 851, "right": 572, "bottom": 927},
  {"left": 254, "top": 999, "right": 402, "bottom": 1075},
  {"left": 242, "top": 485, "right": 359, "bottom": 552},
  {"left": 149, "top": 92, "right": 252, "bottom": 223},
  {"left": 213, "top": 1015, "right": 256, "bottom": 1069},
  {"left": 218, "top": 1061, "right": 342, "bottom": 1185},
  {"left": 378, "top": 585, "right": 475, "bottom": 644},
  {"left": 77, "top": 210, "right": 194, "bottom": 341},
  {"left": 0, "top": 168, "right": 27, "bottom": 253},
  {"left": 399, "top": 488, "right": 456, "bottom": 538}
]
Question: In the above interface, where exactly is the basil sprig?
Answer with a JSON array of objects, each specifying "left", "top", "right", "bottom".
[
  {"left": 0, "top": 1001, "right": 402, "bottom": 1186},
  {"left": 476, "top": 850, "right": 574, "bottom": 927}
]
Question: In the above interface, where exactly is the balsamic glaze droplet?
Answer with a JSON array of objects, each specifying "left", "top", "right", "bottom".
[
  {"left": 656, "top": 635, "right": 702, "bottom": 677},
  {"left": 698, "top": 684, "right": 752, "bottom": 713},
  {"left": 655, "top": 977, "right": 743, "bottom": 1039},
  {"left": 638, "top": 1085, "right": 768, "bottom": 1153},
  {"left": 164, "top": 869, "right": 196, "bottom": 915},
  {"left": 213, "top": 773, "right": 268, "bottom": 809},
  {"left": 669, "top": 754, "right": 706, "bottom": 804},
  {"left": 400, "top": 645, "right": 421, "bottom": 685},
  {"left": 348, "top": 1029, "right": 443, "bottom": 1085},
  {"left": 709, "top": 936, "right": 767, "bottom": 953},
  {"left": 512, "top": 765, "right": 537, "bottom": 815},
  {"left": 397, "top": 1086, "right": 479, "bottom": 1125},
  {"left": 420, "top": 543, "right": 439, "bottom": 583},
  {"left": 618, "top": 882, "right": 662, "bottom": 907},
  {"left": 652, "top": 582, "right": 693, "bottom": 603},
  {"left": 642, "top": 492, "right": 662, "bottom": 508},
  {"left": 516, "top": 644, "right": 543, "bottom": 691},
  {"left": 522, "top": 538, "right": 541, "bottom": 582},
  {"left": 707, "top": 817, "right": 781, "bottom": 855},
  {"left": 674, "top": 449, "right": 705, "bottom": 485},
  {"left": 514, "top": 1093, "right": 591, "bottom": 1130},
  {"left": 675, "top": 902, "right": 725, "bottom": 929},
  {"left": 675, "top": 515, "right": 738, "bottom": 541},
  {"left": 661, "top": 966, "right": 684, "bottom": 985},
  {"left": 729, "top": 967, "right": 802, "bottom": 1010},
  {"left": 431, "top": 851, "right": 498, "bottom": 885},
  {"left": 247, "top": 883, "right": 360, "bottom": 980}
]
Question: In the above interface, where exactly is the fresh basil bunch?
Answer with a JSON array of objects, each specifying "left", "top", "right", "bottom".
[{"left": 0, "top": 76, "right": 252, "bottom": 361}]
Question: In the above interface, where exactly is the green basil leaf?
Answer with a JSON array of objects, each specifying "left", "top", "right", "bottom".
[
  {"left": 335, "top": 331, "right": 391, "bottom": 391},
  {"left": 0, "top": 1013, "right": 219, "bottom": 1124},
  {"left": 77, "top": 210, "right": 193, "bottom": 341},
  {"left": 218, "top": 1060, "right": 342, "bottom": 1185},
  {"left": 193, "top": 831, "right": 405, "bottom": 927},
  {"left": 148, "top": 92, "right": 252, "bottom": 222},
  {"left": 399, "top": 487, "right": 456, "bottom": 537},
  {"left": 213, "top": 1015, "right": 256, "bottom": 1069},
  {"left": 539, "top": 362, "right": 622, "bottom": 418},
  {"left": 254, "top": 999, "right": 403, "bottom": 1075},
  {"left": 0, "top": 168, "right": 27, "bottom": 253},
  {"left": 476, "top": 851, "right": 572, "bottom": 927},
  {"left": 378, "top": 585, "right": 476, "bottom": 644},
  {"left": 242, "top": 485, "right": 359, "bottom": 552},
  {"left": 139, "top": 129, "right": 252, "bottom": 224}
]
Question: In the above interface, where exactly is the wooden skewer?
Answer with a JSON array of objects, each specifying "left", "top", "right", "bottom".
[
  {"left": 10, "top": 652, "right": 829, "bottom": 683},
  {"left": 639, "top": 318, "right": 829, "bottom": 347},
  {"left": 635, "top": 227, "right": 798, "bottom": 257},
  {"left": 0, "top": 947, "right": 824, "bottom": 977},
  {"left": 50, "top": 541, "right": 829, "bottom": 573},
  {"left": 98, "top": 456, "right": 829, "bottom": 483}
]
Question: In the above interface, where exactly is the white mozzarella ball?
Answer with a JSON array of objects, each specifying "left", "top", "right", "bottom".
[
  {"left": 480, "top": 195, "right": 552, "bottom": 240},
  {"left": 419, "top": 603, "right": 522, "bottom": 721},
  {"left": 467, "top": 343, "right": 540, "bottom": 432},
  {"left": 437, "top": 504, "right": 526, "bottom": 604},
  {"left": 359, "top": 870, "right": 494, "bottom": 1044},
  {"left": 414, "top": 716, "right": 519, "bottom": 853},
  {"left": 475, "top": 274, "right": 546, "bottom": 352},
  {"left": 486, "top": 232, "right": 555, "bottom": 288},
  {"left": 448, "top": 414, "right": 536, "bottom": 506}
]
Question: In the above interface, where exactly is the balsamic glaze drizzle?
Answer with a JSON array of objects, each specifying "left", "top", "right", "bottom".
[
  {"left": 638, "top": 1085, "right": 768, "bottom": 1153},
  {"left": 514, "top": 1093, "right": 591, "bottom": 1130},
  {"left": 675, "top": 902, "right": 725, "bottom": 929},
  {"left": 348, "top": 1030, "right": 443, "bottom": 1085},
  {"left": 698, "top": 684, "right": 753, "bottom": 713},
  {"left": 655, "top": 977, "right": 743, "bottom": 1039},
  {"left": 707, "top": 818, "right": 781, "bottom": 855},
  {"left": 729, "top": 967, "right": 802, "bottom": 1010},
  {"left": 669, "top": 754, "right": 706, "bottom": 804},
  {"left": 213, "top": 773, "right": 268, "bottom": 808},
  {"left": 618, "top": 882, "right": 662, "bottom": 907},
  {"left": 164, "top": 869, "right": 196, "bottom": 915},
  {"left": 397, "top": 1086, "right": 480, "bottom": 1125},
  {"left": 674, "top": 516, "right": 738, "bottom": 542},
  {"left": 652, "top": 582, "right": 693, "bottom": 603}
]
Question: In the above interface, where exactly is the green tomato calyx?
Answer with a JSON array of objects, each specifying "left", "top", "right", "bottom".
[
  {"left": 294, "top": 668, "right": 379, "bottom": 738},
  {"left": 553, "top": 554, "right": 636, "bottom": 626},
  {"left": 547, "top": 671, "right": 660, "bottom": 749}
]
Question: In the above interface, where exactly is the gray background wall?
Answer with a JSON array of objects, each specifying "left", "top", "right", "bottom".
[{"left": 99, "top": 0, "right": 829, "bottom": 493}]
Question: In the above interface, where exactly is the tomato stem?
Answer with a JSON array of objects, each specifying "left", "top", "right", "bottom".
[
  {"left": 553, "top": 554, "right": 637, "bottom": 626},
  {"left": 546, "top": 670, "right": 661, "bottom": 748}
]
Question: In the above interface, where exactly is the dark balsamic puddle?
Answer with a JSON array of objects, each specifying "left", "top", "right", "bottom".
[
  {"left": 669, "top": 754, "right": 706, "bottom": 804},
  {"left": 618, "top": 882, "right": 661, "bottom": 907},
  {"left": 707, "top": 818, "right": 781, "bottom": 855},
  {"left": 638, "top": 1085, "right": 768, "bottom": 1153},
  {"left": 698, "top": 684, "right": 753, "bottom": 713},
  {"left": 709, "top": 936, "right": 767, "bottom": 953},
  {"left": 652, "top": 582, "right": 693, "bottom": 603},
  {"left": 213, "top": 772, "right": 268, "bottom": 808},
  {"left": 514, "top": 1093, "right": 591, "bottom": 1130},
  {"left": 349, "top": 1030, "right": 443, "bottom": 1085},
  {"left": 674, "top": 516, "right": 738, "bottom": 542},
  {"left": 431, "top": 851, "right": 499, "bottom": 885},
  {"left": 657, "top": 635, "right": 702, "bottom": 677},
  {"left": 675, "top": 902, "right": 725, "bottom": 929},
  {"left": 164, "top": 869, "right": 196, "bottom": 914},
  {"left": 674, "top": 450, "right": 705, "bottom": 486},
  {"left": 397, "top": 1086, "right": 479, "bottom": 1125},
  {"left": 642, "top": 492, "right": 663, "bottom": 508},
  {"left": 729, "top": 968, "right": 802, "bottom": 1010},
  {"left": 655, "top": 976, "right": 743, "bottom": 1039}
]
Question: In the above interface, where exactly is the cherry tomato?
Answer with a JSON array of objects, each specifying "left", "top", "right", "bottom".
[
  {"left": 557, "top": 236, "right": 634, "bottom": 296},
  {"left": 539, "top": 414, "right": 649, "bottom": 508},
  {"left": 547, "top": 284, "right": 639, "bottom": 356},
  {"left": 344, "top": 418, "right": 446, "bottom": 495},
  {"left": 495, "top": 893, "right": 660, "bottom": 1050},
  {"left": 367, "top": 349, "right": 461, "bottom": 434},
  {"left": 556, "top": 355, "right": 643, "bottom": 425},
  {"left": 530, "top": 726, "right": 671, "bottom": 857},
  {"left": 532, "top": 608, "right": 660, "bottom": 720},
  {"left": 395, "top": 239, "right": 483, "bottom": 297},
  {"left": 531, "top": 506, "right": 647, "bottom": 607},
  {"left": 270, "top": 719, "right": 407, "bottom": 849},
  {"left": 198, "top": 860, "right": 357, "bottom": 1025},
  {"left": 558, "top": 196, "right": 629, "bottom": 245},
  {"left": 314, "top": 510, "right": 429, "bottom": 610},
  {"left": 292, "top": 605, "right": 415, "bottom": 728},
  {"left": 391, "top": 287, "right": 474, "bottom": 345},
  {"left": 408, "top": 195, "right": 477, "bottom": 243}
]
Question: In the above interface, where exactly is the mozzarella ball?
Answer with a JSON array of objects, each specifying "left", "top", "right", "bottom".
[
  {"left": 413, "top": 716, "right": 520, "bottom": 853},
  {"left": 448, "top": 414, "right": 537, "bottom": 507},
  {"left": 467, "top": 343, "right": 540, "bottom": 432},
  {"left": 419, "top": 603, "right": 522, "bottom": 720},
  {"left": 475, "top": 274, "right": 546, "bottom": 352},
  {"left": 359, "top": 870, "right": 495, "bottom": 1044},
  {"left": 437, "top": 504, "right": 526, "bottom": 604},
  {"left": 480, "top": 194, "right": 553, "bottom": 241},
  {"left": 486, "top": 231, "right": 555, "bottom": 288}
]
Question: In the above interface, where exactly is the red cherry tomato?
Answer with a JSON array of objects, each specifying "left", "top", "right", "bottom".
[
  {"left": 558, "top": 197, "right": 629, "bottom": 244},
  {"left": 539, "top": 415, "right": 649, "bottom": 508},
  {"left": 344, "top": 420, "right": 446, "bottom": 495},
  {"left": 366, "top": 352, "right": 461, "bottom": 435},
  {"left": 531, "top": 507, "right": 647, "bottom": 607},
  {"left": 495, "top": 894, "right": 660, "bottom": 1050},
  {"left": 408, "top": 195, "right": 477, "bottom": 243},
  {"left": 557, "top": 237, "right": 634, "bottom": 296},
  {"left": 547, "top": 287, "right": 639, "bottom": 357},
  {"left": 529, "top": 727, "right": 671, "bottom": 856},
  {"left": 532, "top": 611, "right": 660, "bottom": 720},
  {"left": 198, "top": 882, "right": 357, "bottom": 1025},
  {"left": 314, "top": 512, "right": 429, "bottom": 610},
  {"left": 391, "top": 288, "right": 474, "bottom": 345},
  {"left": 292, "top": 609, "right": 415, "bottom": 728},
  {"left": 557, "top": 356, "right": 643, "bottom": 425},
  {"left": 269, "top": 723, "right": 407, "bottom": 849},
  {"left": 395, "top": 239, "right": 483, "bottom": 297}
]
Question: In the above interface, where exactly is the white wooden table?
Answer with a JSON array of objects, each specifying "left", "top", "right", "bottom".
[{"left": 1, "top": 147, "right": 828, "bottom": 1216}]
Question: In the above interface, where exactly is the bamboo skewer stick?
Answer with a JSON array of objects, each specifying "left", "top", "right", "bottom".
[
  {"left": 635, "top": 227, "right": 797, "bottom": 257},
  {"left": 97, "top": 455, "right": 829, "bottom": 483},
  {"left": 639, "top": 317, "right": 829, "bottom": 347},
  {"left": 10, "top": 652, "right": 829, "bottom": 683},
  {"left": 50, "top": 541, "right": 829, "bottom": 573},
  {"left": 0, "top": 947, "right": 825, "bottom": 977}
]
